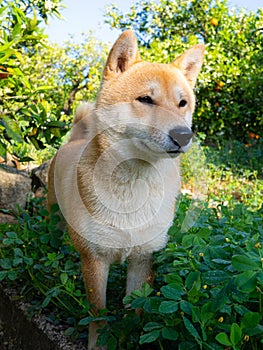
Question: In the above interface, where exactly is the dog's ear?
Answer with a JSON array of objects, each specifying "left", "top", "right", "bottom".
[
  {"left": 102, "top": 30, "right": 140, "bottom": 81},
  {"left": 172, "top": 44, "right": 205, "bottom": 89}
]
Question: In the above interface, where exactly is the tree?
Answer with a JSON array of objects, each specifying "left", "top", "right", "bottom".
[
  {"left": 105, "top": 0, "right": 263, "bottom": 141},
  {"left": 0, "top": 0, "right": 108, "bottom": 162}
]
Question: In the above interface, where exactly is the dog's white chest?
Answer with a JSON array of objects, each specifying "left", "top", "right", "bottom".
[{"left": 55, "top": 151, "right": 180, "bottom": 254}]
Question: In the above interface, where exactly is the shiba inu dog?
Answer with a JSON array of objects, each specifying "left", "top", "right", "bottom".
[{"left": 48, "top": 30, "right": 204, "bottom": 350}]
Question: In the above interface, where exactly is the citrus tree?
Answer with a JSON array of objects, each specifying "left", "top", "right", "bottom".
[
  {"left": 0, "top": 0, "right": 108, "bottom": 162},
  {"left": 105, "top": 0, "right": 263, "bottom": 142},
  {"left": 11, "top": 35, "right": 108, "bottom": 162}
]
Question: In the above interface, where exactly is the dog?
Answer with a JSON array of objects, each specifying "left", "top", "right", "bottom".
[{"left": 48, "top": 30, "right": 204, "bottom": 350}]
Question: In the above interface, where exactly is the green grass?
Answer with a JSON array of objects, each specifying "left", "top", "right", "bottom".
[{"left": 0, "top": 139, "right": 262, "bottom": 349}]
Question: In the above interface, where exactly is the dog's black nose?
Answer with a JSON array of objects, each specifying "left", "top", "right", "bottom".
[{"left": 169, "top": 127, "right": 193, "bottom": 147}]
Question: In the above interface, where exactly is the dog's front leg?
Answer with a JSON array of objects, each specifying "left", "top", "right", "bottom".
[
  {"left": 126, "top": 253, "right": 154, "bottom": 296},
  {"left": 80, "top": 251, "right": 110, "bottom": 350}
]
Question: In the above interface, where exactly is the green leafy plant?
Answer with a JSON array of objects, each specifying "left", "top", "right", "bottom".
[
  {"left": 116, "top": 199, "right": 263, "bottom": 349},
  {"left": 0, "top": 200, "right": 92, "bottom": 341},
  {"left": 0, "top": 139, "right": 263, "bottom": 349}
]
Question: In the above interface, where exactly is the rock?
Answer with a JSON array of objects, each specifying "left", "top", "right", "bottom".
[
  {"left": 0, "top": 213, "right": 17, "bottom": 225},
  {"left": 31, "top": 160, "right": 51, "bottom": 189},
  {"left": 0, "top": 164, "right": 32, "bottom": 213},
  {"left": 0, "top": 161, "right": 51, "bottom": 224},
  {"left": 0, "top": 285, "right": 88, "bottom": 350}
]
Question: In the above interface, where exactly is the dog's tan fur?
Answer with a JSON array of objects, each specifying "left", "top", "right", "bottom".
[{"left": 48, "top": 31, "right": 204, "bottom": 350}]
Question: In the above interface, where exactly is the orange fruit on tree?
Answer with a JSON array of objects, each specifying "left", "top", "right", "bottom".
[{"left": 211, "top": 18, "right": 219, "bottom": 26}]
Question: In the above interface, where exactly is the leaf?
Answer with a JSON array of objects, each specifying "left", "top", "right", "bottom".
[
  {"left": 160, "top": 284, "right": 182, "bottom": 301},
  {"left": 23, "top": 257, "right": 33, "bottom": 265},
  {"left": 182, "top": 234, "right": 194, "bottom": 248},
  {"left": 60, "top": 272, "right": 68, "bottom": 285},
  {"left": 143, "top": 322, "right": 163, "bottom": 332},
  {"left": 108, "top": 336, "right": 118, "bottom": 350},
  {"left": 8, "top": 270, "right": 18, "bottom": 280},
  {"left": 215, "top": 333, "right": 232, "bottom": 346},
  {"left": 14, "top": 248, "right": 23, "bottom": 257},
  {"left": 0, "top": 258, "right": 12, "bottom": 269},
  {"left": 0, "top": 7, "right": 9, "bottom": 22},
  {"left": 178, "top": 341, "right": 197, "bottom": 350},
  {"left": 0, "top": 271, "right": 7, "bottom": 281},
  {"left": 6, "top": 232, "right": 17, "bottom": 239},
  {"left": 50, "top": 127, "right": 61, "bottom": 138},
  {"left": 13, "top": 257, "right": 23, "bottom": 266},
  {"left": 159, "top": 300, "right": 178, "bottom": 313},
  {"left": 180, "top": 300, "right": 193, "bottom": 315},
  {"left": 212, "top": 258, "right": 231, "bottom": 265},
  {"left": 162, "top": 327, "right": 178, "bottom": 341},
  {"left": 232, "top": 255, "right": 260, "bottom": 272},
  {"left": 201, "top": 302, "right": 214, "bottom": 325},
  {"left": 245, "top": 324, "right": 263, "bottom": 336},
  {"left": 203, "top": 270, "right": 229, "bottom": 285},
  {"left": 230, "top": 323, "right": 242, "bottom": 345},
  {"left": 183, "top": 316, "right": 201, "bottom": 341},
  {"left": 192, "top": 306, "right": 201, "bottom": 323},
  {"left": 2, "top": 116, "right": 23, "bottom": 143},
  {"left": 3, "top": 238, "right": 14, "bottom": 245},
  {"left": 78, "top": 316, "right": 94, "bottom": 326},
  {"left": 185, "top": 271, "right": 201, "bottom": 290},
  {"left": 241, "top": 312, "right": 261, "bottom": 330},
  {"left": 141, "top": 282, "right": 154, "bottom": 297},
  {"left": 47, "top": 121, "right": 67, "bottom": 128},
  {"left": 27, "top": 136, "right": 45, "bottom": 150},
  {"left": 40, "top": 234, "right": 50, "bottom": 244},
  {"left": 42, "top": 294, "right": 52, "bottom": 308},
  {"left": 35, "top": 85, "right": 55, "bottom": 91},
  {"left": 0, "top": 141, "right": 6, "bottom": 157},
  {"left": 19, "top": 156, "right": 35, "bottom": 162},
  {"left": 139, "top": 330, "right": 160, "bottom": 344},
  {"left": 64, "top": 327, "right": 75, "bottom": 336},
  {"left": 256, "top": 271, "right": 263, "bottom": 284},
  {"left": 131, "top": 297, "right": 147, "bottom": 309},
  {"left": 235, "top": 271, "right": 257, "bottom": 293}
]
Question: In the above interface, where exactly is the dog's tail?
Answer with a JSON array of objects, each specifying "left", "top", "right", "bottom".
[{"left": 69, "top": 102, "right": 94, "bottom": 142}]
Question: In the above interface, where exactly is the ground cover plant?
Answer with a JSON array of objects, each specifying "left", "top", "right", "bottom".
[{"left": 0, "top": 139, "right": 262, "bottom": 349}]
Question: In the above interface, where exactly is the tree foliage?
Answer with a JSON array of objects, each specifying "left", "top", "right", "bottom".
[
  {"left": 105, "top": 0, "right": 263, "bottom": 141},
  {"left": 0, "top": 0, "right": 107, "bottom": 162}
]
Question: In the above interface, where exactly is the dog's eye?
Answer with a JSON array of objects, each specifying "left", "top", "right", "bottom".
[
  {"left": 179, "top": 99, "right": 187, "bottom": 108},
  {"left": 136, "top": 96, "right": 154, "bottom": 105}
]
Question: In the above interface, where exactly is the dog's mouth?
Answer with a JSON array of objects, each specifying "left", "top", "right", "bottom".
[
  {"left": 167, "top": 149, "right": 184, "bottom": 154},
  {"left": 136, "top": 139, "right": 184, "bottom": 156}
]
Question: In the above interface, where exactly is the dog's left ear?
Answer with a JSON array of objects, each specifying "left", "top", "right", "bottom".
[
  {"left": 172, "top": 44, "right": 205, "bottom": 88},
  {"left": 102, "top": 30, "right": 140, "bottom": 81}
]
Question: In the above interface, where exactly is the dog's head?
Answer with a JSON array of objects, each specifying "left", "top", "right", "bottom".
[{"left": 96, "top": 30, "right": 204, "bottom": 157}]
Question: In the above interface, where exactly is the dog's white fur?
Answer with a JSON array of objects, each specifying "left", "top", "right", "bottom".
[{"left": 48, "top": 31, "right": 204, "bottom": 350}]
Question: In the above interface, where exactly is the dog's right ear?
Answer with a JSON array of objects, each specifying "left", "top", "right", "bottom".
[{"left": 102, "top": 30, "right": 140, "bottom": 81}]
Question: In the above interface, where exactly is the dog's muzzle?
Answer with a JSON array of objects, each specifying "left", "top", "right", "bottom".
[{"left": 168, "top": 126, "right": 193, "bottom": 153}]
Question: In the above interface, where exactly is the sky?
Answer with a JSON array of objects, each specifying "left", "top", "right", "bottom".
[{"left": 45, "top": 0, "right": 263, "bottom": 45}]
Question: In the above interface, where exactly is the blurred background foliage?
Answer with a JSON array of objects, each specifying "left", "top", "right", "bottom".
[{"left": 0, "top": 0, "right": 262, "bottom": 163}]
